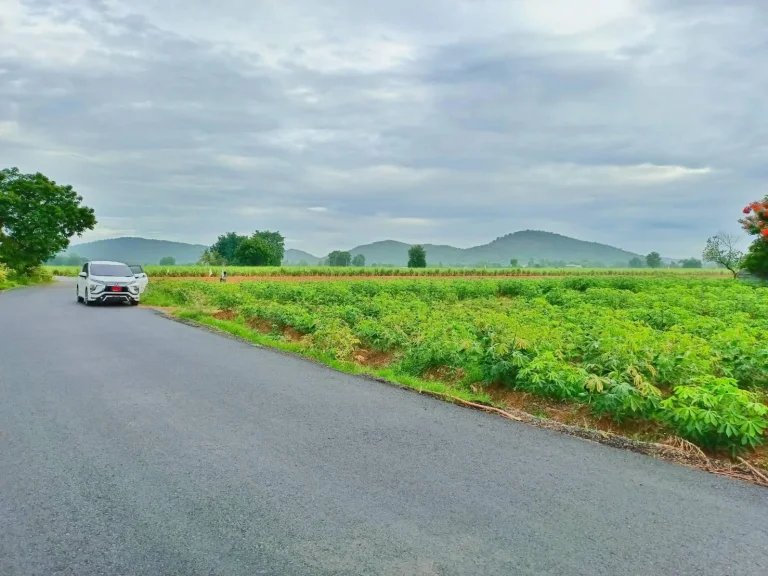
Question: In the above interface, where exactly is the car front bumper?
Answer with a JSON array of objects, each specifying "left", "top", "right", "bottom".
[{"left": 88, "top": 291, "right": 140, "bottom": 304}]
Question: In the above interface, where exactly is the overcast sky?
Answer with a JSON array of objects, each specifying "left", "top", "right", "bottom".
[{"left": 1, "top": 0, "right": 765, "bottom": 257}]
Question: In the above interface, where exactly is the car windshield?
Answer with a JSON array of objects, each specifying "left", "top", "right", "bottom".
[
  {"left": 129, "top": 265, "right": 143, "bottom": 274},
  {"left": 90, "top": 264, "right": 134, "bottom": 277}
]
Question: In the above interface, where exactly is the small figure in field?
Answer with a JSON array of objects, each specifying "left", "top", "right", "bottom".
[{"left": 220, "top": 270, "right": 228, "bottom": 283}]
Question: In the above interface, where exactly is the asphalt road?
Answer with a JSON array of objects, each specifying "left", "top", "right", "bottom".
[{"left": 1, "top": 280, "right": 767, "bottom": 576}]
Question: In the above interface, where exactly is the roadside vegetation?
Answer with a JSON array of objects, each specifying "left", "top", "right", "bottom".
[
  {"left": 46, "top": 265, "right": 732, "bottom": 278},
  {"left": 142, "top": 275, "right": 768, "bottom": 459},
  {"left": 0, "top": 167, "right": 95, "bottom": 288}
]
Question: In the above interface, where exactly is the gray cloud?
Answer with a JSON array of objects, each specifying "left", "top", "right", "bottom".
[{"left": 1, "top": 0, "right": 766, "bottom": 258}]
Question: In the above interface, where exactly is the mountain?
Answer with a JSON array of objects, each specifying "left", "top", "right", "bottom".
[
  {"left": 64, "top": 237, "right": 208, "bottom": 265},
  {"left": 282, "top": 249, "right": 322, "bottom": 265},
  {"left": 349, "top": 231, "right": 641, "bottom": 267}
]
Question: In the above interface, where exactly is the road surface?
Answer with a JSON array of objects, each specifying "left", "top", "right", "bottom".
[{"left": 1, "top": 280, "right": 767, "bottom": 575}]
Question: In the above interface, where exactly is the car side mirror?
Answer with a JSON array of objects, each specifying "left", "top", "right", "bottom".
[{"left": 79, "top": 272, "right": 87, "bottom": 278}]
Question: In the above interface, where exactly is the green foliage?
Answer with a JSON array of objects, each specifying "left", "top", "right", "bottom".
[
  {"left": 235, "top": 236, "right": 275, "bottom": 266},
  {"left": 408, "top": 245, "right": 427, "bottom": 268},
  {"left": 209, "top": 230, "right": 284, "bottom": 266},
  {"left": 159, "top": 256, "right": 176, "bottom": 266},
  {"left": 743, "top": 237, "right": 768, "bottom": 277},
  {"left": 680, "top": 258, "right": 703, "bottom": 269},
  {"left": 328, "top": 250, "right": 352, "bottom": 267},
  {"left": 509, "top": 258, "right": 519, "bottom": 267},
  {"left": 646, "top": 252, "right": 663, "bottom": 269},
  {"left": 351, "top": 254, "right": 366, "bottom": 267},
  {"left": 210, "top": 232, "right": 244, "bottom": 264},
  {"left": 0, "top": 167, "right": 96, "bottom": 273},
  {"left": 628, "top": 257, "right": 644, "bottom": 268},
  {"left": 661, "top": 378, "right": 768, "bottom": 454},
  {"left": 703, "top": 234, "right": 744, "bottom": 278}
]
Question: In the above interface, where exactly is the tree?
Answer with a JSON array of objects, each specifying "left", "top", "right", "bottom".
[
  {"left": 628, "top": 257, "right": 644, "bottom": 268},
  {"left": 234, "top": 236, "right": 274, "bottom": 266},
  {"left": 251, "top": 230, "right": 285, "bottom": 265},
  {"left": 351, "top": 254, "right": 366, "bottom": 267},
  {"left": 739, "top": 197, "right": 768, "bottom": 276},
  {"left": 159, "top": 256, "right": 176, "bottom": 266},
  {"left": 680, "top": 258, "right": 702, "bottom": 269},
  {"left": 198, "top": 248, "right": 225, "bottom": 266},
  {"left": 646, "top": 252, "right": 663, "bottom": 269},
  {"left": 702, "top": 233, "right": 744, "bottom": 278},
  {"left": 210, "top": 232, "right": 246, "bottom": 264},
  {"left": 208, "top": 230, "right": 284, "bottom": 266},
  {"left": 509, "top": 258, "right": 519, "bottom": 267},
  {"left": 0, "top": 167, "right": 96, "bottom": 274},
  {"left": 328, "top": 250, "right": 352, "bottom": 267},
  {"left": 408, "top": 245, "right": 427, "bottom": 268}
]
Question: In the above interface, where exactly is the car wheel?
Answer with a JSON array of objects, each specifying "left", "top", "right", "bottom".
[
  {"left": 76, "top": 286, "right": 84, "bottom": 303},
  {"left": 84, "top": 289, "right": 92, "bottom": 306},
  {"left": 130, "top": 300, "right": 139, "bottom": 306}
]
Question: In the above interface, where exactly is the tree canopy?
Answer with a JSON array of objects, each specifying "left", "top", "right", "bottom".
[
  {"left": 645, "top": 252, "right": 662, "bottom": 269},
  {"left": 328, "top": 250, "right": 352, "bottom": 267},
  {"left": 739, "top": 196, "right": 768, "bottom": 276},
  {"left": 207, "top": 230, "right": 285, "bottom": 266},
  {"left": 408, "top": 245, "right": 427, "bottom": 268},
  {"left": 159, "top": 256, "right": 176, "bottom": 266},
  {"left": 351, "top": 254, "right": 365, "bottom": 267},
  {"left": 0, "top": 167, "right": 96, "bottom": 273}
]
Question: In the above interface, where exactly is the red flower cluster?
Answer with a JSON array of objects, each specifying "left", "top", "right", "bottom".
[{"left": 740, "top": 198, "right": 768, "bottom": 242}]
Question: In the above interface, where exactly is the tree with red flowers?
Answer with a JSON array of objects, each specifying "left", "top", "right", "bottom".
[{"left": 739, "top": 195, "right": 768, "bottom": 277}]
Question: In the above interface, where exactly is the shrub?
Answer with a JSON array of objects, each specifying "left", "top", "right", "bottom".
[{"left": 660, "top": 377, "right": 768, "bottom": 454}]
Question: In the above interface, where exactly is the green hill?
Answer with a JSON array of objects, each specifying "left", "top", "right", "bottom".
[
  {"left": 349, "top": 231, "right": 641, "bottom": 267},
  {"left": 282, "top": 249, "right": 323, "bottom": 265},
  {"left": 60, "top": 237, "right": 208, "bottom": 265}
]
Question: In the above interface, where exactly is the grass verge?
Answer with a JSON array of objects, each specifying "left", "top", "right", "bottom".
[{"left": 152, "top": 305, "right": 768, "bottom": 487}]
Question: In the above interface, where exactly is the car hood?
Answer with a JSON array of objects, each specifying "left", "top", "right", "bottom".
[{"left": 90, "top": 275, "right": 137, "bottom": 285}]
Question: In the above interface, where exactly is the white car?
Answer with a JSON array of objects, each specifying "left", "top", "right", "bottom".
[
  {"left": 76, "top": 261, "right": 141, "bottom": 306},
  {"left": 128, "top": 265, "right": 149, "bottom": 294}
]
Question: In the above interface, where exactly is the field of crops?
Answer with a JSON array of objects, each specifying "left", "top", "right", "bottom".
[
  {"left": 46, "top": 264, "right": 731, "bottom": 278},
  {"left": 143, "top": 276, "right": 768, "bottom": 455}
]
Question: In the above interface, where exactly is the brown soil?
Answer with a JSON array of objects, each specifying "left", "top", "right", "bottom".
[
  {"left": 483, "top": 386, "right": 664, "bottom": 440},
  {"left": 352, "top": 348, "right": 394, "bottom": 368},
  {"left": 212, "top": 310, "right": 237, "bottom": 321}
]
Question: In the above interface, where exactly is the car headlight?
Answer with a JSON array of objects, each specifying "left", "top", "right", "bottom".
[{"left": 89, "top": 283, "right": 104, "bottom": 292}]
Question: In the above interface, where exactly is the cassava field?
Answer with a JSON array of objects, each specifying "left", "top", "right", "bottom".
[{"left": 140, "top": 274, "right": 768, "bottom": 462}]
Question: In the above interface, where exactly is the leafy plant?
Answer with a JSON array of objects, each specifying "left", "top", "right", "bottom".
[{"left": 661, "top": 377, "right": 768, "bottom": 454}]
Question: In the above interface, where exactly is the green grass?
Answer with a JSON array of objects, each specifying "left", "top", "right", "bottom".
[{"left": 0, "top": 266, "right": 53, "bottom": 291}]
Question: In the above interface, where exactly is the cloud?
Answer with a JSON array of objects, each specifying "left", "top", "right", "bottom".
[{"left": 1, "top": 0, "right": 766, "bottom": 258}]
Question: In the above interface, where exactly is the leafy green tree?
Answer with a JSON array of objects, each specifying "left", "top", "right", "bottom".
[
  {"left": 351, "top": 254, "right": 366, "bottom": 267},
  {"left": 210, "top": 232, "right": 246, "bottom": 264},
  {"left": 739, "top": 197, "right": 768, "bottom": 276},
  {"left": 252, "top": 230, "right": 285, "bottom": 265},
  {"left": 509, "top": 258, "right": 519, "bottom": 267},
  {"left": 646, "top": 252, "right": 663, "bottom": 268},
  {"left": 408, "top": 245, "right": 427, "bottom": 268},
  {"left": 234, "top": 236, "right": 274, "bottom": 266},
  {"left": 159, "top": 256, "right": 176, "bottom": 266},
  {"left": 328, "top": 250, "right": 352, "bottom": 267},
  {"left": 702, "top": 234, "right": 744, "bottom": 278},
  {"left": 680, "top": 258, "right": 702, "bottom": 269},
  {"left": 628, "top": 257, "right": 644, "bottom": 268},
  {"left": 198, "top": 248, "right": 225, "bottom": 266},
  {"left": 0, "top": 167, "right": 96, "bottom": 274},
  {"left": 743, "top": 238, "right": 768, "bottom": 277}
]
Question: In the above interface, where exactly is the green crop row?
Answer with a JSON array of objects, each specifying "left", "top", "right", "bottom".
[
  {"left": 45, "top": 264, "right": 730, "bottom": 278},
  {"left": 143, "top": 276, "right": 768, "bottom": 455}
]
